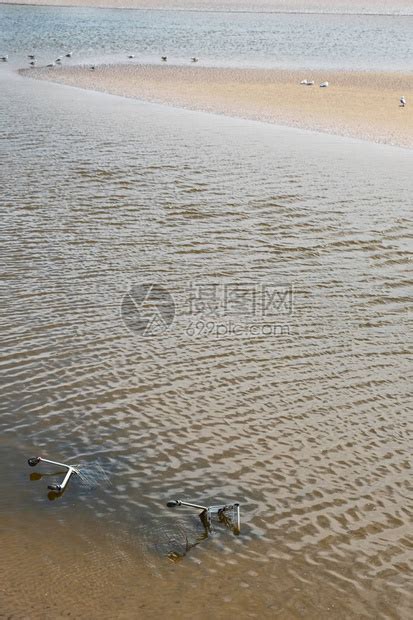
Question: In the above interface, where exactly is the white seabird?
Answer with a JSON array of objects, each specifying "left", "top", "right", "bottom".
[
  {"left": 400, "top": 96, "right": 406, "bottom": 107},
  {"left": 65, "top": 52, "right": 73, "bottom": 58},
  {"left": 1, "top": 55, "right": 8, "bottom": 62},
  {"left": 128, "top": 54, "right": 135, "bottom": 59},
  {"left": 319, "top": 81, "right": 329, "bottom": 87},
  {"left": 47, "top": 62, "right": 55, "bottom": 67},
  {"left": 28, "top": 54, "right": 36, "bottom": 60}
]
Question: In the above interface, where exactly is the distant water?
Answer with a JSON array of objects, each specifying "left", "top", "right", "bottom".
[
  {"left": 1, "top": 4, "right": 413, "bottom": 619},
  {"left": 1, "top": 3, "right": 413, "bottom": 70}
]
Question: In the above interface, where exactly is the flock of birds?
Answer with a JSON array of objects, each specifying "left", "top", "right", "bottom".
[
  {"left": 46, "top": 51, "right": 73, "bottom": 67},
  {"left": 1, "top": 51, "right": 74, "bottom": 67},
  {"left": 300, "top": 79, "right": 329, "bottom": 87},
  {"left": 1, "top": 52, "right": 199, "bottom": 68},
  {"left": 90, "top": 54, "right": 198, "bottom": 72},
  {"left": 0, "top": 53, "right": 407, "bottom": 107},
  {"left": 300, "top": 77, "right": 407, "bottom": 106},
  {"left": 127, "top": 54, "right": 198, "bottom": 63},
  {"left": 1, "top": 51, "right": 198, "bottom": 69}
]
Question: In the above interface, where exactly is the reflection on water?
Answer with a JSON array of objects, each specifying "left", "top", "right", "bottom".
[{"left": 1, "top": 6, "right": 413, "bottom": 619}]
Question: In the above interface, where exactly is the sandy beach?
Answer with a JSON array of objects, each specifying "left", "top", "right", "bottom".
[{"left": 21, "top": 64, "right": 413, "bottom": 147}]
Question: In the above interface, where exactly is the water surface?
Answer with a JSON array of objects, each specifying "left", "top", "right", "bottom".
[{"left": 1, "top": 4, "right": 413, "bottom": 70}]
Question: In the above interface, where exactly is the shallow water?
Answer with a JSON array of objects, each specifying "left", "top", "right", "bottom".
[
  {"left": 1, "top": 3, "right": 413, "bottom": 70},
  {"left": 1, "top": 5, "right": 413, "bottom": 620}
]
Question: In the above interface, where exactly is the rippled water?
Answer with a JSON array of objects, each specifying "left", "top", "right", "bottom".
[
  {"left": 1, "top": 5, "right": 413, "bottom": 620},
  {"left": 1, "top": 3, "right": 413, "bottom": 70}
]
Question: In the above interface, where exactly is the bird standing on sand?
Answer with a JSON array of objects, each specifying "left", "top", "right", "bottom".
[
  {"left": 47, "top": 62, "right": 55, "bottom": 67},
  {"left": 128, "top": 54, "right": 135, "bottom": 59},
  {"left": 191, "top": 57, "right": 199, "bottom": 63},
  {"left": 400, "top": 96, "right": 406, "bottom": 107},
  {"left": 161, "top": 56, "right": 167, "bottom": 62},
  {"left": 90, "top": 65, "right": 95, "bottom": 70},
  {"left": 1, "top": 55, "right": 8, "bottom": 62},
  {"left": 28, "top": 54, "right": 35, "bottom": 60},
  {"left": 300, "top": 79, "right": 314, "bottom": 86},
  {"left": 319, "top": 81, "right": 329, "bottom": 87},
  {"left": 29, "top": 61, "right": 36, "bottom": 67},
  {"left": 65, "top": 52, "right": 73, "bottom": 58}
]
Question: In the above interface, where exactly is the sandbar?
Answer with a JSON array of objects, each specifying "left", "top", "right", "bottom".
[{"left": 20, "top": 63, "right": 413, "bottom": 147}]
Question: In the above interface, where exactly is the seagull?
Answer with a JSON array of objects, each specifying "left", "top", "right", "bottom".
[
  {"left": 90, "top": 65, "right": 95, "bottom": 70},
  {"left": 1, "top": 55, "right": 8, "bottom": 62},
  {"left": 65, "top": 52, "right": 73, "bottom": 58},
  {"left": 29, "top": 61, "right": 36, "bottom": 67},
  {"left": 128, "top": 54, "right": 135, "bottom": 59},
  {"left": 28, "top": 54, "right": 36, "bottom": 60},
  {"left": 47, "top": 62, "right": 55, "bottom": 67},
  {"left": 161, "top": 56, "right": 167, "bottom": 62},
  {"left": 400, "top": 96, "right": 406, "bottom": 107},
  {"left": 319, "top": 81, "right": 329, "bottom": 87},
  {"left": 191, "top": 57, "right": 199, "bottom": 63},
  {"left": 300, "top": 79, "right": 314, "bottom": 86}
]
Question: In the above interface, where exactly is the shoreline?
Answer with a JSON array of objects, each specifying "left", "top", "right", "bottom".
[{"left": 20, "top": 64, "right": 413, "bottom": 148}]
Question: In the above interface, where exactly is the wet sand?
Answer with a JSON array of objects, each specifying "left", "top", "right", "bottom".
[
  {"left": 2, "top": 508, "right": 410, "bottom": 619},
  {"left": 21, "top": 64, "right": 413, "bottom": 147}
]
